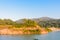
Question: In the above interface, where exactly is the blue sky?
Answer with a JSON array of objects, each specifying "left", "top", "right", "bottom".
[{"left": 0, "top": 0, "right": 60, "bottom": 20}]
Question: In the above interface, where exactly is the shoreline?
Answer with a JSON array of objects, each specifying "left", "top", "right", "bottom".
[
  {"left": 48, "top": 27, "right": 60, "bottom": 32},
  {"left": 0, "top": 27, "right": 60, "bottom": 35}
]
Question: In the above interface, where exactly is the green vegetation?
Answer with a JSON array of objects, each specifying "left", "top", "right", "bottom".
[
  {"left": 22, "top": 19, "right": 37, "bottom": 27},
  {"left": 0, "top": 18, "right": 60, "bottom": 28},
  {"left": 45, "top": 28, "right": 52, "bottom": 32},
  {"left": 0, "top": 18, "right": 60, "bottom": 34},
  {"left": 0, "top": 19, "right": 37, "bottom": 28},
  {"left": 38, "top": 20, "right": 60, "bottom": 28}
]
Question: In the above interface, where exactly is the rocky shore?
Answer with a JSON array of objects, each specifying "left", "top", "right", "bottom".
[
  {"left": 0, "top": 28, "right": 48, "bottom": 35},
  {"left": 48, "top": 27, "right": 60, "bottom": 32},
  {"left": 0, "top": 25, "right": 59, "bottom": 35}
]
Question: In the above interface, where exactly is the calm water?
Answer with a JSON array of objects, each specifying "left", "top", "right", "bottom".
[{"left": 0, "top": 31, "right": 60, "bottom": 40}]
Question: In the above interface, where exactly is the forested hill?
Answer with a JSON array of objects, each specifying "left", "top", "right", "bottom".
[
  {"left": 0, "top": 17, "right": 60, "bottom": 28},
  {"left": 16, "top": 17, "right": 60, "bottom": 28}
]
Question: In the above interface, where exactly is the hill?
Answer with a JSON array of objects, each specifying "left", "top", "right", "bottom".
[{"left": 16, "top": 17, "right": 60, "bottom": 28}]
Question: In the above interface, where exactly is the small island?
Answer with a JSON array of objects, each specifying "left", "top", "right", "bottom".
[{"left": 0, "top": 17, "right": 60, "bottom": 35}]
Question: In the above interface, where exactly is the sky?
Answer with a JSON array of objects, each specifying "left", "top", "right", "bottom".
[{"left": 0, "top": 0, "right": 60, "bottom": 20}]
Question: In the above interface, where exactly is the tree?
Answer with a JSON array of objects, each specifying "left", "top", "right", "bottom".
[{"left": 23, "top": 19, "right": 37, "bottom": 27}]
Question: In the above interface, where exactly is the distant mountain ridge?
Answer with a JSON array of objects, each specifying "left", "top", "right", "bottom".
[{"left": 16, "top": 17, "right": 58, "bottom": 23}]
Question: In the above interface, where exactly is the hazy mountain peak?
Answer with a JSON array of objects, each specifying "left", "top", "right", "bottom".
[
  {"left": 39, "top": 17, "right": 53, "bottom": 21},
  {"left": 16, "top": 17, "right": 57, "bottom": 23}
]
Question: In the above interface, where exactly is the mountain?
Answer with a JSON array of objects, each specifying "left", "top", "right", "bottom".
[
  {"left": 16, "top": 17, "right": 55, "bottom": 23},
  {"left": 38, "top": 17, "right": 54, "bottom": 21},
  {"left": 16, "top": 19, "right": 26, "bottom": 23},
  {"left": 15, "top": 17, "right": 60, "bottom": 28},
  {"left": 31, "top": 17, "right": 55, "bottom": 22}
]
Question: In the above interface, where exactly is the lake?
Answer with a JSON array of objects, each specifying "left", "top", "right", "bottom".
[{"left": 0, "top": 31, "right": 60, "bottom": 40}]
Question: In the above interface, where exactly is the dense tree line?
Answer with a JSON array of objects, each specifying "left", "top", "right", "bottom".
[
  {"left": 0, "top": 19, "right": 37, "bottom": 28},
  {"left": 16, "top": 19, "right": 37, "bottom": 27},
  {"left": 0, "top": 19, "right": 15, "bottom": 25},
  {"left": 38, "top": 20, "right": 60, "bottom": 28},
  {"left": 0, "top": 19, "right": 60, "bottom": 28}
]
